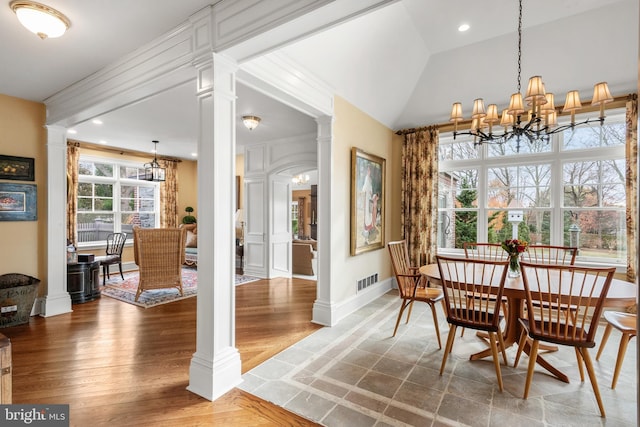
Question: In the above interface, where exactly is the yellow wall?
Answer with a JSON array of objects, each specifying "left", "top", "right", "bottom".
[
  {"left": 332, "top": 96, "right": 395, "bottom": 302},
  {"left": 0, "top": 94, "right": 47, "bottom": 282}
]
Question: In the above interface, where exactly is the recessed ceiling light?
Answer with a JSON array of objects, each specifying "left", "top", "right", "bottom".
[
  {"left": 458, "top": 23, "right": 470, "bottom": 32},
  {"left": 99, "top": 140, "right": 107, "bottom": 145},
  {"left": 67, "top": 129, "right": 77, "bottom": 134},
  {"left": 191, "top": 152, "right": 198, "bottom": 157},
  {"left": 92, "top": 119, "right": 103, "bottom": 125}
]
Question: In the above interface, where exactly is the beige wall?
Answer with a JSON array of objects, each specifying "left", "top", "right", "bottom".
[
  {"left": 331, "top": 96, "right": 395, "bottom": 302},
  {"left": 0, "top": 94, "right": 47, "bottom": 284}
]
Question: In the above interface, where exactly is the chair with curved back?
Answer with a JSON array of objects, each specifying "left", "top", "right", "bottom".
[
  {"left": 521, "top": 244, "right": 577, "bottom": 265},
  {"left": 96, "top": 232, "right": 127, "bottom": 286},
  {"left": 515, "top": 262, "right": 616, "bottom": 417},
  {"left": 595, "top": 310, "right": 637, "bottom": 389},
  {"left": 461, "top": 242, "right": 509, "bottom": 337},
  {"left": 133, "top": 227, "right": 186, "bottom": 302},
  {"left": 387, "top": 240, "right": 444, "bottom": 349},
  {"left": 436, "top": 255, "right": 510, "bottom": 391}
]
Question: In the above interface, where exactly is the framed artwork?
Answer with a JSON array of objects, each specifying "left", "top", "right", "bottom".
[
  {"left": 350, "top": 147, "right": 385, "bottom": 255},
  {"left": 0, "top": 183, "right": 37, "bottom": 221},
  {"left": 0, "top": 155, "right": 35, "bottom": 181}
]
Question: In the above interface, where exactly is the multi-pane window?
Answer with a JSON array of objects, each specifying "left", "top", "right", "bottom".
[
  {"left": 77, "top": 156, "right": 160, "bottom": 245},
  {"left": 438, "top": 108, "right": 627, "bottom": 266}
]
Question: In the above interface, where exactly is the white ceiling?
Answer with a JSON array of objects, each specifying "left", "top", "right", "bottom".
[{"left": 0, "top": 0, "right": 637, "bottom": 159}]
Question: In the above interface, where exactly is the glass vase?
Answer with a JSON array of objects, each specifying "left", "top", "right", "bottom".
[{"left": 508, "top": 254, "right": 520, "bottom": 278}]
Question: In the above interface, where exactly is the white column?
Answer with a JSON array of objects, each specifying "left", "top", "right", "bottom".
[
  {"left": 312, "top": 115, "right": 334, "bottom": 326},
  {"left": 43, "top": 125, "right": 73, "bottom": 316},
  {"left": 187, "top": 53, "right": 242, "bottom": 400}
]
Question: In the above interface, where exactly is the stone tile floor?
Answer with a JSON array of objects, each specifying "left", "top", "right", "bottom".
[{"left": 239, "top": 291, "right": 637, "bottom": 426}]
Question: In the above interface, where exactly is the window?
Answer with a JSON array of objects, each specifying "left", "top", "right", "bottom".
[
  {"left": 437, "top": 108, "right": 627, "bottom": 266},
  {"left": 291, "top": 201, "right": 299, "bottom": 238},
  {"left": 77, "top": 156, "right": 160, "bottom": 245}
]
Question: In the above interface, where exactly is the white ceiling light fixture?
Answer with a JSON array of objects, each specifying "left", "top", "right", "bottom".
[
  {"left": 458, "top": 23, "right": 470, "bottom": 32},
  {"left": 292, "top": 174, "right": 310, "bottom": 185},
  {"left": 143, "top": 140, "right": 166, "bottom": 182},
  {"left": 10, "top": 0, "right": 71, "bottom": 40},
  {"left": 242, "top": 115, "right": 261, "bottom": 131},
  {"left": 449, "top": 0, "right": 614, "bottom": 152}
]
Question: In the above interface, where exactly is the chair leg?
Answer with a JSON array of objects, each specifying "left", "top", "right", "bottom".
[
  {"left": 118, "top": 262, "right": 124, "bottom": 280},
  {"left": 102, "top": 265, "right": 107, "bottom": 286},
  {"left": 596, "top": 323, "right": 613, "bottom": 361},
  {"left": 523, "top": 339, "right": 539, "bottom": 400},
  {"left": 497, "top": 328, "right": 508, "bottom": 366},
  {"left": 488, "top": 332, "right": 504, "bottom": 392},
  {"left": 574, "top": 348, "right": 585, "bottom": 382},
  {"left": 392, "top": 300, "right": 409, "bottom": 337},
  {"left": 428, "top": 302, "right": 442, "bottom": 349},
  {"left": 405, "top": 299, "right": 415, "bottom": 324},
  {"left": 440, "top": 325, "right": 457, "bottom": 375},
  {"left": 578, "top": 347, "right": 606, "bottom": 417},
  {"left": 611, "top": 333, "right": 633, "bottom": 389},
  {"left": 514, "top": 328, "right": 527, "bottom": 368}
]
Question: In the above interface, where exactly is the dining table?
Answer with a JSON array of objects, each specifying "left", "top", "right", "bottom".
[{"left": 419, "top": 262, "right": 637, "bottom": 383}]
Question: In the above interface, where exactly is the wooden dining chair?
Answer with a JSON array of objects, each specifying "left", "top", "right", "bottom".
[
  {"left": 521, "top": 245, "right": 579, "bottom": 322},
  {"left": 521, "top": 244, "right": 577, "bottom": 265},
  {"left": 595, "top": 311, "right": 637, "bottom": 389},
  {"left": 436, "top": 255, "right": 509, "bottom": 391},
  {"left": 95, "top": 232, "right": 127, "bottom": 286},
  {"left": 515, "top": 262, "right": 616, "bottom": 417},
  {"left": 461, "top": 242, "right": 509, "bottom": 337},
  {"left": 387, "top": 240, "right": 444, "bottom": 349}
]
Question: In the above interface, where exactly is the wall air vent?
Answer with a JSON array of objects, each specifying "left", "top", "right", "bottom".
[{"left": 357, "top": 273, "right": 378, "bottom": 292}]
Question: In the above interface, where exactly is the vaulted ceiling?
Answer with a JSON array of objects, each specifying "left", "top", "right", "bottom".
[{"left": 0, "top": 0, "right": 636, "bottom": 159}]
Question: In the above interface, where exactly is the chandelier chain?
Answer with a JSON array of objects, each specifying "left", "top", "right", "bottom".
[{"left": 516, "top": 0, "right": 522, "bottom": 94}]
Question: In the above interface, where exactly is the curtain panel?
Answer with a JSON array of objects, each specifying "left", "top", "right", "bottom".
[
  {"left": 160, "top": 159, "right": 179, "bottom": 228},
  {"left": 625, "top": 94, "right": 638, "bottom": 284},
  {"left": 401, "top": 126, "right": 439, "bottom": 266},
  {"left": 66, "top": 142, "right": 80, "bottom": 245}
]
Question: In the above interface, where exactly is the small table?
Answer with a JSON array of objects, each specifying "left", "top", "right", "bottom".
[
  {"left": 67, "top": 260, "right": 101, "bottom": 304},
  {"left": 420, "top": 263, "right": 636, "bottom": 383}
]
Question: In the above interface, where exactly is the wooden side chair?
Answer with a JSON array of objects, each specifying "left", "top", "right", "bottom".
[
  {"left": 436, "top": 255, "right": 509, "bottom": 391},
  {"left": 387, "top": 240, "right": 444, "bottom": 349},
  {"left": 516, "top": 262, "right": 616, "bottom": 417},
  {"left": 95, "top": 232, "right": 127, "bottom": 286},
  {"left": 595, "top": 311, "right": 637, "bottom": 389},
  {"left": 521, "top": 244, "right": 577, "bottom": 265},
  {"left": 461, "top": 242, "right": 509, "bottom": 337},
  {"left": 133, "top": 227, "right": 186, "bottom": 302}
]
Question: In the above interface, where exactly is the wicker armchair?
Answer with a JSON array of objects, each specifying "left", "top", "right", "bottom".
[{"left": 133, "top": 227, "right": 186, "bottom": 302}]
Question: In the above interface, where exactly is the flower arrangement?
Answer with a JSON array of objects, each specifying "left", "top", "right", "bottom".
[{"left": 501, "top": 239, "right": 528, "bottom": 275}]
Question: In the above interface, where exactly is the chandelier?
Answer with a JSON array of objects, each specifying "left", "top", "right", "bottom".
[
  {"left": 292, "top": 174, "right": 310, "bottom": 185},
  {"left": 144, "top": 140, "right": 166, "bottom": 182},
  {"left": 449, "top": 0, "right": 613, "bottom": 152}
]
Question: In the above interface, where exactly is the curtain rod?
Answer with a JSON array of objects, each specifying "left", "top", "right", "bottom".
[
  {"left": 395, "top": 93, "right": 635, "bottom": 136},
  {"left": 68, "top": 139, "right": 182, "bottom": 162}
]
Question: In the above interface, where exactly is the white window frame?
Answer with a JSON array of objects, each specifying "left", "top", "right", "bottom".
[
  {"left": 76, "top": 155, "right": 161, "bottom": 248},
  {"left": 437, "top": 108, "right": 627, "bottom": 269}
]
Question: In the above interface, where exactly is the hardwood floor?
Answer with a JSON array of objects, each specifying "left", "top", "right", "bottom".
[{"left": 3, "top": 277, "right": 323, "bottom": 426}]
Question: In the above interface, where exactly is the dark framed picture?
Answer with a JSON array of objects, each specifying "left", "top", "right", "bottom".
[
  {"left": 0, "top": 183, "right": 37, "bottom": 221},
  {"left": 0, "top": 155, "right": 35, "bottom": 181},
  {"left": 350, "top": 147, "right": 385, "bottom": 255}
]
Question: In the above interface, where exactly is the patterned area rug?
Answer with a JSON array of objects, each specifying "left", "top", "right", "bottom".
[{"left": 101, "top": 268, "right": 259, "bottom": 308}]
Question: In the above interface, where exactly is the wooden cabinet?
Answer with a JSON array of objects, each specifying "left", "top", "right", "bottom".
[{"left": 67, "top": 260, "right": 101, "bottom": 304}]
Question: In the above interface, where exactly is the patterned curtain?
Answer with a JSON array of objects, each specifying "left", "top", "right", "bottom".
[
  {"left": 401, "top": 126, "right": 439, "bottom": 266},
  {"left": 625, "top": 94, "right": 638, "bottom": 283},
  {"left": 160, "top": 159, "right": 179, "bottom": 228},
  {"left": 66, "top": 142, "right": 80, "bottom": 245}
]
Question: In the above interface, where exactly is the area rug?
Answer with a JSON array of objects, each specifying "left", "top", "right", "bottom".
[{"left": 101, "top": 268, "right": 259, "bottom": 308}]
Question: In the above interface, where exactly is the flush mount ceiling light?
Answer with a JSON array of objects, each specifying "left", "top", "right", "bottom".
[
  {"left": 143, "top": 140, "right": 166, "bottom": 182},
  {"left": 10, "top": 0, "right": 71, "bottom": 39},
  {"left": 449, "top": 0, "right": 613, "bottom": 152},
  {"left": 242, "top": 115, "right": 261, "bottom": 131}
]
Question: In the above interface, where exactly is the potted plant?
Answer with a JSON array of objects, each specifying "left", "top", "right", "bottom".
[{"left": 182, "top": 206, "right": 197, "bottom": 224}]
